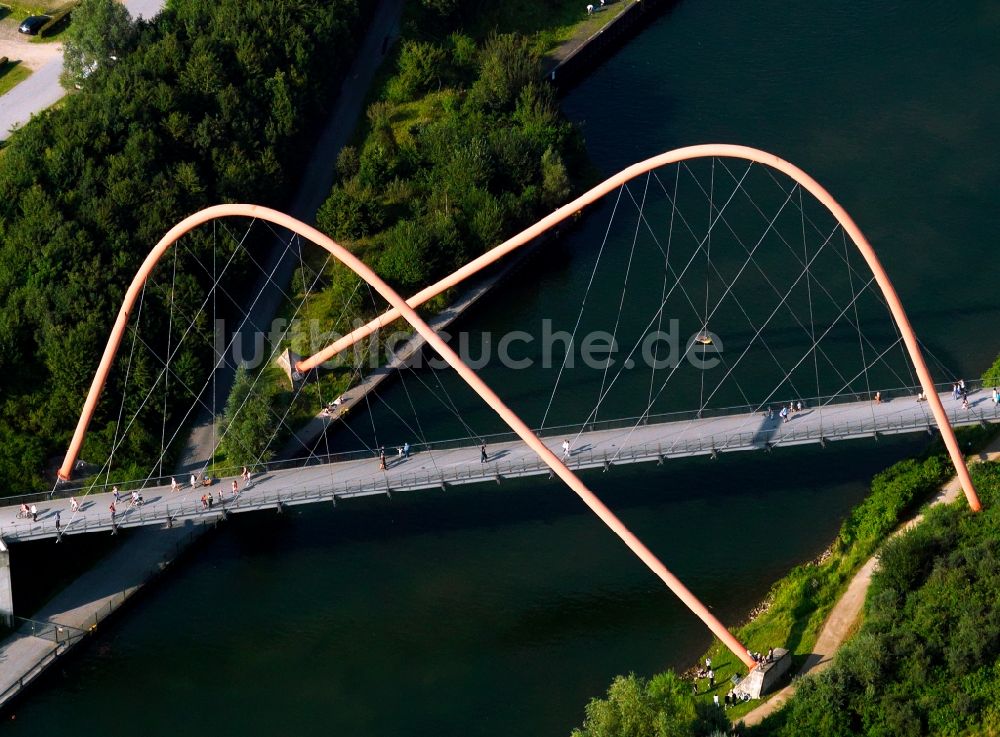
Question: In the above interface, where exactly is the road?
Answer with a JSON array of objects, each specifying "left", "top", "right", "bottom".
[{"left": 0, "top": 0, "right": 165, "bottom": 139}]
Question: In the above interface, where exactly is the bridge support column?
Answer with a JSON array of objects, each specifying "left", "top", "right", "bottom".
[{"left": 0, "top": 539, "right": 12, "bottom": 626}]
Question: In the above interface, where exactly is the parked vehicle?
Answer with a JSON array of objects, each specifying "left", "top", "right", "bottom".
[{"left": 18, "top": 15, "right": 50, "bottom": 35}]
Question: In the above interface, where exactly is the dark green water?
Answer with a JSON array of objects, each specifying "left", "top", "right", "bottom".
[{"left": 5, "top": 1, "right": 1000, "bottom": 735}]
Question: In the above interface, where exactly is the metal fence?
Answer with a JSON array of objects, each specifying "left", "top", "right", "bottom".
[{"left": 6, "top": 380, "right": 986, "bottom": 509}]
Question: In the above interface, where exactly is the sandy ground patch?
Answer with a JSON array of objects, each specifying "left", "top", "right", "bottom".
[{"left": 0, "top": 18, "right": 62, "bottom": 71}]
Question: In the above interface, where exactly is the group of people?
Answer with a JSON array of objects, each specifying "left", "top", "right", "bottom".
[
  {"left": 169, "top": 467, "right": 250, "bottom": 494},
  {"left": 749, "top": 646, "right": 775, "bottom": 665},
  {"left": 322, "top": 396, "right": 346, "bottom": 417},
  {"left": 768, "top": 401, "right": 804, "bottom": 423},
  {"left": 378, "top": 443, "right": 413, "bottom": 471},
  {"left": 950, "top": 380, "right": 972, "bottom": 409},
  {"left": 15, "top": 467, "right": 253, "bottom": 533}
]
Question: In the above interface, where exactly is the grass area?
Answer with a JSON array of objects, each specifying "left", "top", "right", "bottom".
[
  {"left": 1, "top": 1, "right": 66, "bottom": 18},
  {"left": 0, "top": 0, "right": 75, "bottom": 40},
  {"left": 0, "top": 58, "right": 31, "bottom": 95},
  {"left": 458, "top": 0, "right": 631, "bottom": 51}
]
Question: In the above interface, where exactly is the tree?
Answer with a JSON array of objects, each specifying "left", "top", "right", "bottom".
[
  {"left": 571, "top": 672, "right": 712, "bottom": 737},
  {"left": 61, "top": 0, "right": 134, "bottom": 89},
  {"left": 217, "top": 366, "right": 277, "bottom": 468},
  {"left": 540, "top": 146, "right": 570, "bottom": 210}
]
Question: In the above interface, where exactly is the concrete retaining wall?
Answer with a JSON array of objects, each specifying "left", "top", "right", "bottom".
[{"left": 549, "top": 0, "right": 682, "bottom": 94}]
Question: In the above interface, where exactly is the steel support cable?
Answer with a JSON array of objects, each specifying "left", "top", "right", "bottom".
[
  {"left": 595, "top": 176, "right": 648, "bottom": 423},
  {"left": 396, "top": 363, "right": 442, "bottom": 475},
  {"left": 140, "top": 234, "right": 302, "bottom": 483},
  {"left": 686, "top": 162, "right": 862, "bottom": 392},
  {"left": 747, "top": 162, "right": 927, "bottom": 388},
  {"left": 85, "top": 224, "right": 256, "bottom": 496},
  {"left": 184, "top": 243, "right": 283, "bottom": 341},
  {"left": 564, "top": 181, "right": 745, "bottom": 449},
  {"left": 823, "top": 336, "right": 908, "bottom": 406},
  {"left": 223, "top": 251, "right": 358, "bottom": 477},
  {"left": 359, "top": 283, "right": 395, "bottom": 477},
  {"left": 357, "top": 278, "right": 484, "bottom": 444},
  {"left": 102, "top": 280, "right": 147, "bottom": 489},
  {"left": 648, "top": 165, "right": 680, "bottom": 411},
  {"left": 651, "top": 275, "right": 886, "bottom": 461},
  {"left": 310, "top": 274, "right": 358, "bottom": 476},
  {"left": 696, "top": 221, "right": 845, "bottom": 419},
  {"left": 359, "top": 323, "right": 446, "bottom": 450},
  {"left": 539, "top": 184, "right": 624, "bottom": 430},
  {"left": 652, "top": 171, "right": 808, "bottom": 403},
  {"left": 222, "top": 219, "right": 302, "bottom": 309},
  {"left": 247, "top": 252, "right": 376, "bottom": 473},
  {"left": 129, "top": 332, "right": 271, "bottom": 470},
  {"left": 567, "top": 165, "right": 762, "bottom": 449},
  {"left": 699, "top": 158, "right": 715, "bottom": 413},
  {"left": 212, "top": 222, "right": 217, "bottom": 474},
  {"left": 604, "top": 185, "right": 809, "bottom": 462},
  {"left": 630, "top": 170, "right": 798, "bottom": 418},
  {"left": 632, "top": 222, "right": 844, "bottom": 457},
  {"left": 160, "top": 241, "right": 179, "bottom": 477},
  {"left": 845, "top": 228, "right": 878, "bottom": 426},
  {"left": 739, "top": 273, "right": 880, "bottom": 421},
  {"left": 800, "top": 187, "right": 824, "bottom": 435}
]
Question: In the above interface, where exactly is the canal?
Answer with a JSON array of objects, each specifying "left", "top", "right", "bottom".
[{"left": 5, "top": 1, "right": 999, "bottom": 734}]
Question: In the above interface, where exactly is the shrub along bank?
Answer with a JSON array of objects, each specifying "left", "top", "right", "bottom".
[
  {"left": 752, "top": 459, "right": 1000, "bottom": 736},
  {"left": 236, "top": 1, "right": 593, "bottom": 468},
  {"left": 571, "top": 421, "right": 1000, "bottom": 736}
]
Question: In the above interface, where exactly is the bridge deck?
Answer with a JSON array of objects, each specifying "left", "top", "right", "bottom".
[{"left": 3, "top": 389, "right": 996, "bottom": 542}]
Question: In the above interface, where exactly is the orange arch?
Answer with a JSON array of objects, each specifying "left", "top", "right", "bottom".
[
  {"left": 296, "top": 143, "right": 982, "bottom": 512},
  {"left": 58, "top": 203, "right": 758, "bottom": 672}
]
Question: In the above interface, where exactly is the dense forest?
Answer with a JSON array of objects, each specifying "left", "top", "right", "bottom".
[{"left": 0, "top": 0, "right": 370, "bottom": 492}]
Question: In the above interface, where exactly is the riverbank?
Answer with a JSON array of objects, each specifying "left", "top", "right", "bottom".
[{"left": 740, "top": 432, "right": 1000, "bottom": 726}]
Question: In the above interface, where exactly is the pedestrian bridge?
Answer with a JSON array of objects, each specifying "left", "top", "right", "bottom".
[{"left": 4, "top": 386, "right": 996, "bottom": 543}]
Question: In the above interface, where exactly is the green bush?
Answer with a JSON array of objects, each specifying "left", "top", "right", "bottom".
[
  {"left": 39, "top": 2, "right": 76, "bottom": 37},
  {"left": 982, "top": 353, "right": 1000, "bottom": 389},
  {"left": 389, "top": 40, "right": 448, "bottom": 102},
  {"left": 754, "top": 461, "right": 1000, "bottom": 737}
]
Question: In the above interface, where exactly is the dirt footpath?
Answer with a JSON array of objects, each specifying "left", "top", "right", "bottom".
[{"left": 741, "top": 441, "right": 1000, "bottom": 726}]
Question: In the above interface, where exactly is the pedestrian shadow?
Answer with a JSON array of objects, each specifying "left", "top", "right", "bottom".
[
  {"left": 788, "top": 410, "right": 815, "bottom": 421},
  {"left": 80, "top": 501, "right": 97, "bottom": 511},
  {"left": 490, "top": 450, "right": 511, "bottom": 461},
  {"left": 571, "top": 444, "right": 594, "bottom": 455}
]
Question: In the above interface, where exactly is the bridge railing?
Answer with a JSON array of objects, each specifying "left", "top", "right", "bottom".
[
  {"left": 12, "top": 616, "right": 88, "bottom": 645},
  {"left": 2, "top": 380, "right": 988, "bottom": 509},
  {"left": 3, "top": 394, "right": 998, "bottom": 542}
]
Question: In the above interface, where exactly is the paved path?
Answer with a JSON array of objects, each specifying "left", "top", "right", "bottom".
[
  {"left": 0, "top": 520, "right": 215, "bottom": 707},
  {"left": 174, "top": 0, "right": 406, "bottom": 474},
  {"left": 6, "top": 388, "right": 998, "bottom": 542},
  {"left": 740, "top": 433, "right": 1000, "bottom": 726},
  {"left": 0, "top": 0, "right": 166, "bottom": 139}
]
